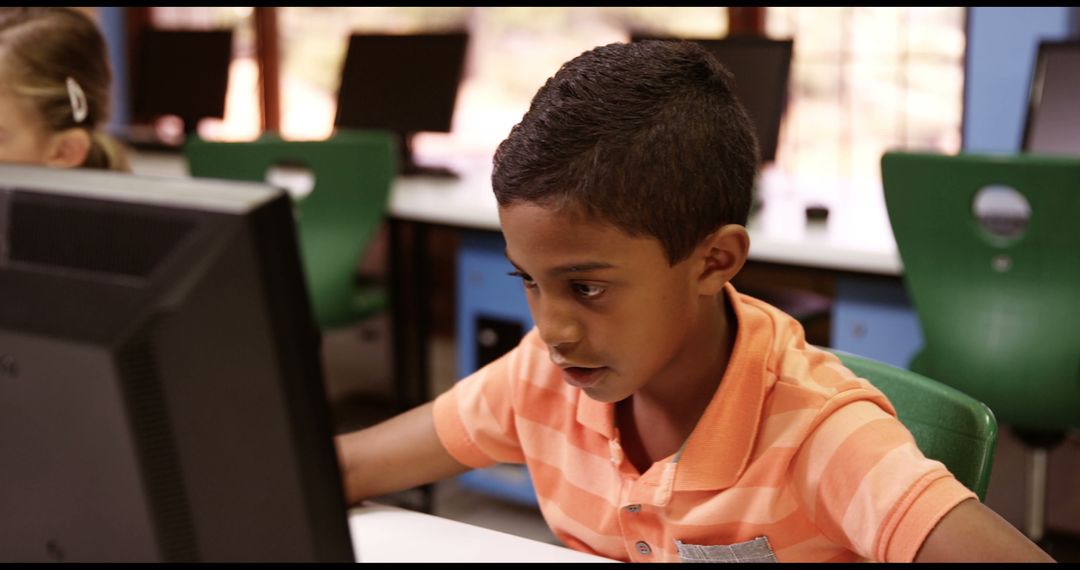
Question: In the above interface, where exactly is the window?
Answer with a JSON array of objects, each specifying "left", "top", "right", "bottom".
[
  {"left": 143, "top": 7, "right": 966, "bottom": 202},
  {"left": 765, "top": 7, "right": 965, "bottom": 200},
  {"left": 277, "top": 7, "right": 728, "bottom": 161}
]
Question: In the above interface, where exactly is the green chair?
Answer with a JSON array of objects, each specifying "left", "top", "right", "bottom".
[
  {"left": 828, "top": 349, "right": 998, "bottom": 501},
  {"left": 184, "top": 130, "right": 397, "bottom": 329},
  {"left": 881, "top": 151, "right": 1080, "bottom": 541}
]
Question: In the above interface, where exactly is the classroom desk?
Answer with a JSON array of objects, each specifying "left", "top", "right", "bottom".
[
  {"left": 128, "top": 149, "right": 917, "bottom": 413},
  {"left": 348, "top": 503, "right": 616, "bottom": 562},
  {"left": 387, "top": 160, "right": 902, "bottom": 274},
  {"left": 126, "top": 151, "right": 903, "bottom": 276}
]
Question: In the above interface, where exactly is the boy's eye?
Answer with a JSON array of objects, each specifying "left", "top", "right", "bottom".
[
  {"left": 571, "top": 282, "right": 605, "bottom": 298},
  {"left": 507, "top": 270, "right": 536, "bottom": 288}
]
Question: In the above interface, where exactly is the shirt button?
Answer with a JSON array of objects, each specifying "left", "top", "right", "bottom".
[
  {"left": 636, "top": 541, "right": 652, "bottom": 556},
  {"left": 624, "top": 504, "right": 641, "bottom": 513}
]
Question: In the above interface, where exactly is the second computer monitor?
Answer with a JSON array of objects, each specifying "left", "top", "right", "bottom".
[
  {"left": 1022, "top": 40, "right": 1080, "bottom": 156},
  {"left": 334, "top": 32, "right": 469, "bottom": 177},
  {"left": 131, "top": 29, "right": 234, "bottom": 135},
  {"left": 632, "top": 35, "right": 793, "bottom": 164}
]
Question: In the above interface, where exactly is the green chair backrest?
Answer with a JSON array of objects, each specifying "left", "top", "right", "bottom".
[
  {"left": 829, "top": 349, "right": 998, "bottom": 501},
  {"left": 881, "top": 152, "right": 1080, "bottom": 432},
  {"left": 184, "top": 130, "right": 397, "bottom": 328}
]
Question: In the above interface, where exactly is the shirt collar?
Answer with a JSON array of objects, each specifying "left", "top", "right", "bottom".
[
  {"left": 573, "top": 283, "right": 773, "bottom": 491},
  {"left": 673, "top": 282, "right": 772, "bottom": 491}
]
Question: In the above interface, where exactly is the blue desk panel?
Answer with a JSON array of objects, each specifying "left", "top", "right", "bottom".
[
  {"left": 455, "top": 230, "right": 538, "bottom": 506},
  {"left": 830, "top": 276, "right": 923, "bottom": 369}
]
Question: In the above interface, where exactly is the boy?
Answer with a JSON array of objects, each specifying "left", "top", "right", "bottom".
[{"left": 335, "top": 40, "right": 1053, "bottom": 562}]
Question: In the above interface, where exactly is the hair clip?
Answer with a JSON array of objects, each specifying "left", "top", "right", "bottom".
[{"left": 66, "top": 76, "right": 88, "bottom": 124}]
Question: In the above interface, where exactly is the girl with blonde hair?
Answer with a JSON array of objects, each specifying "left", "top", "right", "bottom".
[{"left": 0, "top": 7, "right": 129, "bottom": 171}]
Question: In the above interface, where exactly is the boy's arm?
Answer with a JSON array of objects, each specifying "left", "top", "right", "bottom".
[
  {"left": 913, "top": 498, "right": 1055, "bottom": 562},
  {"left": 334, "top": 401, "right": 471, "bottom": 505}
]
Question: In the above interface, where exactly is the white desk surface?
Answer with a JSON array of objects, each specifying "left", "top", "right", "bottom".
[
  {"left": 348, "top": 503, "right": 616, "bottom": 563},
  {"left": 130, "top": 150, "right": 902, "bottom": 276}
]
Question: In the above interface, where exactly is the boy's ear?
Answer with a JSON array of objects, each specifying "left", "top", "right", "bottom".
[
  {"left": 43, "top": 128, "right": 90, "bottom": 168},
  {"left": 694, "top": 224, "right": 749, "bottom": 296}
]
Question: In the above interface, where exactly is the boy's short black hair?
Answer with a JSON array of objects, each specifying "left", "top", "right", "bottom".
[{"left": 492, "top": 40, "right": 759, "bottom": 265}]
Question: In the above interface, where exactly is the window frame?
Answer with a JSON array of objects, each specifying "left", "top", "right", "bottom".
[{"left": 125, "top": 7, "right": 281, "bottom": 132}]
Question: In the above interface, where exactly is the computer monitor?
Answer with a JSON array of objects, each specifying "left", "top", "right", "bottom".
[
  {"left": 631, "top": 35, "right": 794, "bottom": 164},
  {"left": 1022, "top": 40, "right": 1080, "bottom": 156},
  {"left": 130, "top": 29, "right": 234, "bottom": 144},
  {"left": 334, "top": 32, "right": 469, "bottom": 178},
  {"left": 0, "top": 165, "right": 354, "bottom": 562}
]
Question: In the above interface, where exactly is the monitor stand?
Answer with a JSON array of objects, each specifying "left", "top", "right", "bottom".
[
  {"left": 397, "top": 132, "right": 459, "bottom": 179},
  {"left": 119, "top": 118, "right": 198, "bottom": 154},
  {"left": 119, "top": 125, "right": 180, "bottom": 153}
]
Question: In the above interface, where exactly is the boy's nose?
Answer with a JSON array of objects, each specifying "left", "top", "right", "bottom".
[{"left": 534, "top": 301, "right": 582, "bottom": 351}]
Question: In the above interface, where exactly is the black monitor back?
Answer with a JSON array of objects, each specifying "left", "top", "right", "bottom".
[
  {"left": 131, "top": 29, "right": 234, "bottom": 130},
  {"left": 334, "top": 32, "right": 468, "bottom": 134},
  {"left": 0, "top": 165, "right": 353, "bottom": 562},
  {"left": 1022, "top": 40, "right": 1080, "bottom": 156},
  {"left": 632, "top": 35, "right": 793, "bottom": 164}
]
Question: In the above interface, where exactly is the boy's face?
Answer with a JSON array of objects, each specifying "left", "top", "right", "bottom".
[{"left": 499, "top": 202, "right": 705, "bottom": 404}]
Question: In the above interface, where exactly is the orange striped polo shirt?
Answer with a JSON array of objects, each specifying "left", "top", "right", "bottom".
[{"left": 433, "top": 284, "right": 975, "bottom": 562}]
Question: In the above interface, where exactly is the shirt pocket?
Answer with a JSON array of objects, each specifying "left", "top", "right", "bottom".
[{"left": 675, "top": 536, "right": 777, "bottom": 563}]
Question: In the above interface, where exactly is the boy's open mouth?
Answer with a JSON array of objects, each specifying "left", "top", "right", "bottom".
[{"left": 561, "top": 366, "right": 606, "bottom": 389}]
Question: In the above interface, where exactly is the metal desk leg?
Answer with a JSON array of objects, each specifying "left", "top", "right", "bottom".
[{"left": 388, "top": 217, "right": 434, "bottom": 513}]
